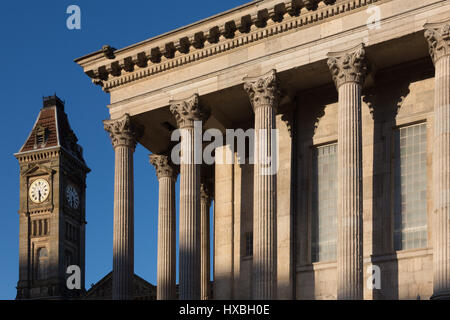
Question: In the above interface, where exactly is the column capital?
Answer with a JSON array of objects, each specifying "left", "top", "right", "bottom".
[
  {"left": 169, "top": 93, "right": 210, "bottom": 128},
  {"left": 327, "top": 44, "right": 368, "bottom": 89},
  {"left": 424, "top": 19, "right": 450, "bottom": 65},
  {"left": 243, "top": 69, "right": 280, "bottom": 111},
  {"left": 149, "top": 154, "right": 178, "bottom": 180},
  {"left": 103, "top": 113, "right": 143, "bottom": 150},
  {"left": 200, "top": 182, "right": 213, "bottom": 207}
]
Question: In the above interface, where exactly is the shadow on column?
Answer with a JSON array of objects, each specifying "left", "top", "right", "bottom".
[
  {"left": 239, "top": 162, "right": 253, "bottom": 299},
  {"left": 294, "top": 86, "right": 331, "bottom": 299}
]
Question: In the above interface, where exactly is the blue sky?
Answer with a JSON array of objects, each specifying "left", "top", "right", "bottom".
[{"left": 0, "top": 0, "right": 249, "bottom": 300}]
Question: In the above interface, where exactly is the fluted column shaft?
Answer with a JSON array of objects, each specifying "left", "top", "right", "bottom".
[
  {"left": 104, "top": 114, "right": 143, "bottom": 300},
  {"left": 150, "top": 154, "right": 178, "bottom": 300},
  {"left": 170, "top": 94, "right": 210, "bottom": 300},
  {"left": 337, "top": 82, "right": 363, "bottom": 300},
  {"left": 433, "top": 54, "right": 450, "bottom": 298},
  {"left": 157, "top": 176, "right": 176, "bottom": 299},
  {"left": 328, "top": 45, "right": 367, "bottom": 300},
  {"left": 254, "top": 105, "right": 277, "bottom": 300},
  {"left": 425, "top": 20, "right": 450, "bottom": 300},
  {"left": 180, "top": 130, "right": 200, "bottom": 300},
  {"left": 244, "top": 69, "right": 279, "bottom": 300},
  {"left": 200, "top": 183, "right": 212, "bottom": 300},
  {"left": 113, "top": 146, "right": 134, "bottom": 300}
]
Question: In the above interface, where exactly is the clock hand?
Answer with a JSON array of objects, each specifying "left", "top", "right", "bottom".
[{"left": 38, "top": 190, "right": 41, "bottom": 201}]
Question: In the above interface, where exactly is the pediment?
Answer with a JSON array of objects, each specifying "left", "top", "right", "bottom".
[{"left": 21, "top": 164, "right": 55, "bottom": 177}]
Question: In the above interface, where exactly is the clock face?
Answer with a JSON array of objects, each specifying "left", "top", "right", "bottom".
[
  {"left": 66, "top": 184, "right": 79, "bottom": 209},
  {"left": 29, "top": 178, "right": 50, "bottom": 204}
]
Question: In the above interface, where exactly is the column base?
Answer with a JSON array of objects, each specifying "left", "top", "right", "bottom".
[{"left": 430, "top": 290, "right": 450, "bottom": 300}]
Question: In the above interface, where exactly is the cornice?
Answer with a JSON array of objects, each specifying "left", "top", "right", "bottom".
[{"left": 76, "top": 0, "right": 386, "bottom": 92}]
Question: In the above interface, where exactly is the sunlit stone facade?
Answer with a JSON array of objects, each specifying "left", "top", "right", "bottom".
[{"left": 76, "top": 0, "right": 450, "bottom": 300}]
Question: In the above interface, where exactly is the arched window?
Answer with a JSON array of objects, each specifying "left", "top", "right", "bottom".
[{"left": 37, "top": 247, "right": 48, "bottom": 280}]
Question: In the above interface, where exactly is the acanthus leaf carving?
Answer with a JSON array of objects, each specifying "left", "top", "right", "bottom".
[
  {"left": 424, "top": 20, "right": 450, "bottom": 65},
  {"left": 243, "top": 69, "right": 280, "bottom": 111},
  {"left": 327, "top": 44, "right": 368, "bottom": 89},
  {"left": 169, "top": 94, "right": 210, "bottom": 128},
  {"left": 103, "top": 113, "right": 144, "bottom": 150},
  {"left": 149, "top": 154, "right": 178, "bottom": 180}
]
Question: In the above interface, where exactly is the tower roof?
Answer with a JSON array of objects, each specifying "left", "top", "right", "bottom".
[{"left": 17, "top": 95, "right": 87, "bottom": 165}]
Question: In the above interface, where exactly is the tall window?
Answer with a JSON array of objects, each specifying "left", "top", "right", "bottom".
[
  {"left": 394, "top": 123, "right": 428, "bottom": 251},
  {"left": 311, "top": 144, "right": 338, "bottom": 262},
  {"left": 37, "top": 247, "right": 48, "bottom": 280}
]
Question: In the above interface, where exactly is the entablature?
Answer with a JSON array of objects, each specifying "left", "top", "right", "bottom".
[{"left": 75, "top": 0, "right": 396, "bottom": 92}]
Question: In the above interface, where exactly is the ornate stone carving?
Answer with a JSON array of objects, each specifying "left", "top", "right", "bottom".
[
  {"left": 200, "top": 182, "right": 213, "bottom": 207},
  {"left": 103, "top": 114, "right": 143, "bottom": 150},
  {"left": 424, "top": 20, "right": 450, "bottom": 65},
  {"left": 149, "top": 154, "right": 178, "bottom": 180},
  {"left": 327, "top": 44, "right": 368, "bottom": 88},
  {"left": 243, "top": 69, "right": 280, "bottom": 111},
  {"left": 169, "top": 94, "right": 210, "bottom": 128}
]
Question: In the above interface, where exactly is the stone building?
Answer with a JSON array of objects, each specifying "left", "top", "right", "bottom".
[
  {"left": 85, "top": 272, "right": 156, "bottom": 300},
  {"left": 75, "top": 0, "right": 450, "bottom": 299},
  {"left": 14, "top": 96, "right": 90, "bottom": 299}
]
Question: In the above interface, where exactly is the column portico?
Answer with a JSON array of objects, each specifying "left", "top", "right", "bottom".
[
  {"left": 244, "top": 69, "right": 280, "bottom": 300},
  {"left": 103, "top": 113, "right": 143, "bottom": 300},
  {"left": 170, "top": 94, "right": 210, "bottom": 300},
  {"left": 150, "top": 154, "right": 178, "bottom": 300},
  {"left": 425, "top": 20, "right": 450, "bottom": 300},
  {"left": 327, "top": 44, "right": 367, "bottom": 300},
  {"left": 200, "top": 182, "right": 212, "bottom": 300}
]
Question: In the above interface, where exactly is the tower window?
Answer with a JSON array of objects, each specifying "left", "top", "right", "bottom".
[
  {"left": 311, "top": 143, "right": 338, "bottom": 262},
  {"left": 34, "top": 126, "right": 48, "bottom": 148},
  {"left": 393, "top": 123, "right": 428, "bottom": 251}
]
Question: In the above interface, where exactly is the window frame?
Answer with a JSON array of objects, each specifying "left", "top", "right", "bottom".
[
  {"left": 390, "top": 120, "right": 429, "bottom": 252},
  {"left": 308, "top": 141, "right": 338, "bottom": 264}
]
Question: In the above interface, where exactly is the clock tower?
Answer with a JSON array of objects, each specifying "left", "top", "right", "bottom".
[{"left": 14, "top": 95, "right": 90, "bottom": 299}]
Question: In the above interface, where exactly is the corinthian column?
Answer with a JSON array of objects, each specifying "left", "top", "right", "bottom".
[
  {"left": 327, "top": 44, "right": 367, "bottom": 300},
  {"left": 150, "top": 154, "right": 178, "bottom": 300},
  {"left": 103, "top": 114, "right": 143, "bottom": 300},
  {"left": 170, "top": 94, "right": 210, "bottom": 300},
  {"left": 200, "top": 182, "right": 212, "bottom": 300},
  {"left": 425, "top": 20, "right": 450, "bottom": 300},
  {"left": 244, "top": 69, "right": 280, "bottom": 300}
]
